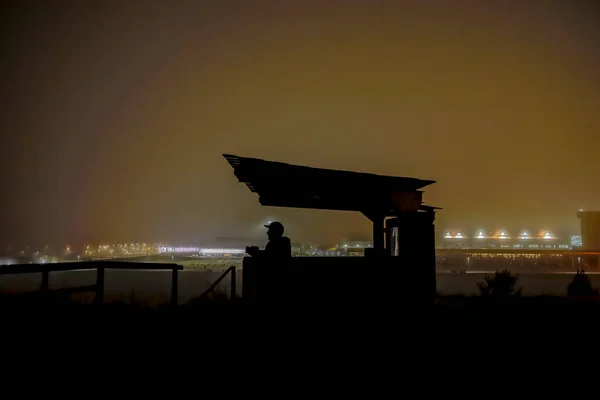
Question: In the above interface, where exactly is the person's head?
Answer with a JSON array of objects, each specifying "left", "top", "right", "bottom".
[{"left": 264, "top": 221, "right": 284, "bottom": 240}]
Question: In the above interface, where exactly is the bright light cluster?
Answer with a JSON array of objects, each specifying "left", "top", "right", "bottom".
[
  {"left": 81, "top": 243, "right": 249, "bottom": 257},
  {"left": 444, "top": 232, "right": 464, "bottom": 239},
  {"left": 158, "top": 246, "right": 200, "bottom": 254},
  {"left": 445, "top": 230, "right": 555, "bottom": 240},
  {"left": 199, "top": 248, "right": 246, "bottom": 254},
  {"left": 84, "top": 243, "right": 157, "bottom": 257}
]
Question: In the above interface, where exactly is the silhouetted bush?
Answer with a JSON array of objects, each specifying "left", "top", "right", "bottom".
[
  {"left": 567, "top": 269, "right": 599, "bottom": 297},
  {"left": 477, "top": 270, "right": 522, "bottom": 297}
]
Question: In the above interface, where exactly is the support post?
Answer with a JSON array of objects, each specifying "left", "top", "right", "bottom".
[
  {"left": 95, "top": 267, "right": 105, "bottom": 305},
  {"left": 385, "top": 210, "right": 437, "bottom": 300},
  {"left": 362, "top": 211, "right": 385, "bottom": 255},
  {"left": 41, "top": 270, "right": 49, "bottom": 292},
  {"left": 373, "top": 218, "right": 384, "bottom": 252},
  {"left": 171, "top": 268, "right": 179, "bottom": 306},
  {"left": 230, "top": 266, "right": 237, "bottom": 299}
]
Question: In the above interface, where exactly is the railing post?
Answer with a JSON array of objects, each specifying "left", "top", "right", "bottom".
[
  {"left": 230, "top": 266, "right": 236, "bottom": 299},
  {"left": 95, "top": 267, "right": 105, "bottom": 305},
  {"left": 171, "top": 268, "right": 178, "bottom": 306},
  {"left": 41, "top": 269, "right": 49, "bottom": 293}
]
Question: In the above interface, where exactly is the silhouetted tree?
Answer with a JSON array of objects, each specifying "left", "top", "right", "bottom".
[
  {"left": 477, "top": 269, "right": 522, "bottom": 297},
  {"left": 567, "top": 269, "right": 599, "bottom": 297}
]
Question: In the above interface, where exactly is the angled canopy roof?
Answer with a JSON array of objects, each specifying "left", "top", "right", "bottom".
[{"left": 223, "top": 154, "right": 440, "bottom": 216}]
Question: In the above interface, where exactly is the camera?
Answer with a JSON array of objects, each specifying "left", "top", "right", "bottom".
[{"left": 246, "top": 246, "right": 259, "bottom": 255}]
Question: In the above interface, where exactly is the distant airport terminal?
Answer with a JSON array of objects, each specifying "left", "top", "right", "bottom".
[
  {"left": 438, "top": 229, "right": 574, "bottom": 250},
  {"left": 2, "top": 211, "right": 600, "bottom": 272}
]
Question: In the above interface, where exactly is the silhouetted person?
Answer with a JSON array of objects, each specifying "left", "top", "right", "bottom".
[
  {"left": 246, "top": 221, "right": 292, "bottom": 306},
  {"left": 246, "top": 221, "right": 291, "bottom": 259}
]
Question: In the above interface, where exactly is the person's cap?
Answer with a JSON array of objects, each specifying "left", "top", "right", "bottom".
[{"left": 264, "top": 221, "right": 284, "bottom": 234}]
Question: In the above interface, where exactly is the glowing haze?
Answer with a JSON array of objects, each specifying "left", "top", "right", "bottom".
[{"left": 2, "top": 0, "right": 599, "bottom": 248}]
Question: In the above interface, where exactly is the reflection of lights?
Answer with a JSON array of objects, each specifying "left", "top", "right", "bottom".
[
  {"left": 521, "top": 231, "right": 529, "bottom": 239},
  {"left": 456, "top": 233, "right": 464, "bottom": 239},
  {"left": 476, "top": 231, "right": 485, "bottom": 239},
  {"left": 444, "top": 232, "right": 452, "bottom": 239},
  {"left": 543, "top": 232, "right": 553, "bottom": 240},
  {"left": 344, "top": 244, "right": 348, "bottom": 248},
  {"left": 499, "top": 231, "right": 507, "bottom": 239}
]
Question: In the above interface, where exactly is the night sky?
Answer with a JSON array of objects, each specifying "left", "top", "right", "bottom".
[{"left": 2, "top": 0, "right": 600, "bottom": 248}]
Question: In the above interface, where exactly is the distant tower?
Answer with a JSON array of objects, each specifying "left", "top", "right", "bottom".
[{"left": 577, "top": 211, "right": 600, "bottom": 251}]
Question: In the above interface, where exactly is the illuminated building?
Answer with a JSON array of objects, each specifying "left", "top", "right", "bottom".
[
  {"left": 439, "top": 228, "right": 571, "bottom": 250},
  {"left": 199, "top": 248, "right": 245, "bottom": 257},
  {"left": 158, "top": 246, "right": 200, "bottom": 254}
]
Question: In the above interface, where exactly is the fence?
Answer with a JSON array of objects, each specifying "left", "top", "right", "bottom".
[{"left": 0, "top": 261, "right": 183, "bottom": 305}]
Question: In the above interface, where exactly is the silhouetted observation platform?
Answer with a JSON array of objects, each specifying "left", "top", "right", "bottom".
[{"left": 223, "top": 154, "right": 441, "bottom": 306}]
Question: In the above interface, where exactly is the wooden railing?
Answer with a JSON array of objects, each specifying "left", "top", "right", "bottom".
[
  {"left": 201, "top": 266, "right": 237, "bottom": 300},
  {"left": 0, "top": 261, "right": 184, "bottom": 305}
]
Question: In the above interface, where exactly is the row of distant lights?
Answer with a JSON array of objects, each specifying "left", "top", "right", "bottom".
[
  {"left": 157, "top": 246, "right": 246, "bottom": 254},
  {"left": 158, "top": 246, "right": 200, "bottom": 253},
  {"left": 444, "top": 231, "right": 554, "bottom": 240}
]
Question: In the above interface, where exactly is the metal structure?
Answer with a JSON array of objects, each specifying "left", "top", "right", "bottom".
[
  {"left": 224, "top": 154, "right": 441, "bottom": 305},
  {"left": 224, "top": 153, "right": 440, "bottom": 254}
]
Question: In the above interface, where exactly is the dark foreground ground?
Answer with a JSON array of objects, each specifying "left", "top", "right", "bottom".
[
  {"left": 2, "top": 293, "right": 597, "bottom": 395},
  {"left": 3, "top": 291, "right": 600, "bottom": 329}
]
